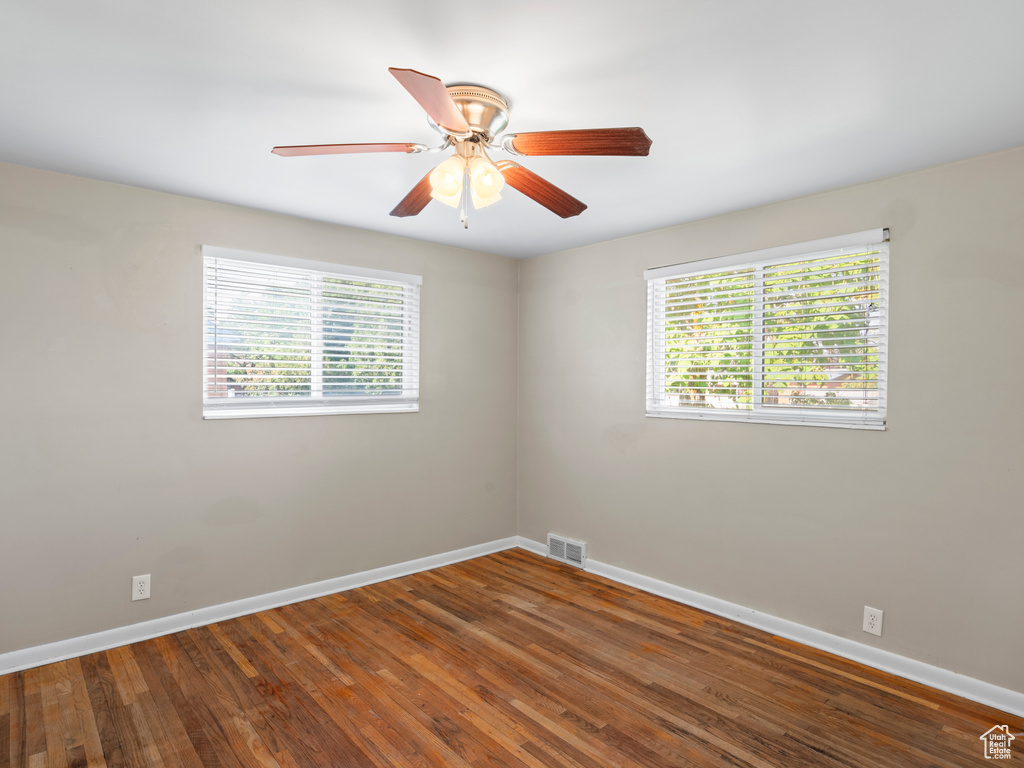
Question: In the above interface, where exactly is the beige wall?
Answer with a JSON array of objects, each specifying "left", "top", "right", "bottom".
[
  {"left": 0, "top": 162, "right": 519, "bottom": 653},
  {"left": 518, "top": 146, "right": 1024, "bottom": 692}
]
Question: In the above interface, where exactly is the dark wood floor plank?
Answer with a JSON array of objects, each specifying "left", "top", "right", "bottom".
[
  {"left": 187, "top": 624, "right": 301, "bottom": 764},
  {"left": 259, "top": 611, "right": 425, "bottom": 768},
  {"left": 3, "top": 549, "right": 1021, "bottom": 767},
  {"left": 514, "top": 631, "right": 786, "bottom": 768},
  {"left": 409, "top": 569, "right": 810, "bottom": 767},
  {"left": 38, "top": 662, "right": 73, "bottom": 768},
  {"left": 354, "top": 590, "right": 598, "bottom": 739},
  {"left": 132, "top": 637, "right": 224, "bottom": 768},
  {"left": 151, "top": 632, "right": 263, "bottom": 768},
  {"left": 125, "top": 643, "right": 202, "bottom": 768},
  {"left": 0, "top": 713, "right": 9, "bottom": 768},
  {"left": 79, "top": 652, "right": 143, "bottom": 768},
  {"left": 335, "top": 593, "right": 548, "bottom": 768},
  {"left": 308, "top": 614, "right": 480, "bottom": 768},
  {"left": 174, "top": 628, "right": 287, "bottom": 768},
  {"left": 214, "top": 615, "right": 381, "bottom": 768},
  {"left": 2, "top": 672, "right": 26, "bottom": 768},
  {"left": 64, "top": 658, "right": 107, "bottom": 768},
  {"left": 20, "top": 669, "right": 46, "bottom": 764}
]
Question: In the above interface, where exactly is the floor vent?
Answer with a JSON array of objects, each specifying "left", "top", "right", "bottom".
[{"left": 547, "top": 534, "right": 587, "bottom": 568}]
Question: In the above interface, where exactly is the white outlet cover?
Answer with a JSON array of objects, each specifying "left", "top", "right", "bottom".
[
  {"left": 132, "top": 574, "right": 151, "bottom": 601},
  {"left": 863, "top": 605, "right": 883, "bottom": 636}
]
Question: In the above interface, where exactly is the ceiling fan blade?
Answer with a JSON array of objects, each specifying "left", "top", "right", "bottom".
[
  {"left": 388, "top": 68, "right": 472, "bottom": 136},
  {"left": 505, "top": 127, "right": 652, "bottom": 156},
  {"left": 389, "top": 170, "right": 434, "bottom": 218},
  {"left": 496, "top": 161, "right": 587, "bottom": 218},
  {"left": 272, "top": 143, "right": 421, "bottom": 157}
]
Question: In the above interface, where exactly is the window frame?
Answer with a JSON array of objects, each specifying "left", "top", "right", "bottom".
[
  {"left": 202, "top": 246, "right": 421, "bottom": 420},
  {"left": 645, "top": 229, "right": 889, "bottom": 430}
]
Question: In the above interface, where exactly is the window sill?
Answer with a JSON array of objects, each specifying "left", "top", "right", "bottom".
[
  {"left": 203, "top": 402, "right": 419, "bottom": 420},
  {"left": 645, "top": 408, "right": 885, "bottom": 431}
]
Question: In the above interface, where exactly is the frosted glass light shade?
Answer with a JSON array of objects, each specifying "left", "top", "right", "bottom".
[
  {"left": 429, "top": 156, "right": 466, "bottom": 208},
  {"left": 469, "top": 156, "right": 504, "bottom": 209}
]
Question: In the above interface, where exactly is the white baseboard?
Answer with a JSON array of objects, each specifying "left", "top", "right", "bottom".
[
  {"left": 514, "top": 535, "right": 547, "bottom": 557},
  {"left": 515, "top": 537, "right": 1024, "bottom": 718},
  {"left": 0, "top": 536, "right": 519, "bottom": 676}
]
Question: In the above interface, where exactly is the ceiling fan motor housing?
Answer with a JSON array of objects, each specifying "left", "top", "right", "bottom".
[{"left": 432, "top": 84, "right": 510, "bottom": 140}]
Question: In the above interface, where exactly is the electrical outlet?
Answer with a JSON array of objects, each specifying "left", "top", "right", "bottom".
[
  {"left": 132, "top": 574, "right": 151, "bottom": 601},
  {"left": 863, "top": 606, "right": 883, "bottom": 636}
]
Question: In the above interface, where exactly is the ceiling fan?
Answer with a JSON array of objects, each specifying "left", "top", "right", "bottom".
[{"left": 272, "top": 68, "right": 652, "bottom": 228}]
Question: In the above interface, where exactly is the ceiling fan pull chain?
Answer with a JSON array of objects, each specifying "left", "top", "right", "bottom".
[{"left": 459, "top": 165, "right": 471, "bottom": 229}]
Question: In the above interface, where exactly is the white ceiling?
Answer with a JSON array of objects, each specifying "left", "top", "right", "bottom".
[{"left": 2, "top": 1, "right": 1023, "bottom": 258}]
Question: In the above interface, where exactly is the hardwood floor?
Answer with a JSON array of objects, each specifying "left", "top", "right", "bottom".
[{"left": 1, "top": 549, "right": 1019, "bottom": 767}]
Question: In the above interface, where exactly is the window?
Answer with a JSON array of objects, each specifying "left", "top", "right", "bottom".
[
  {"left": 203, "top": 246, "right": 420, "bottom": 419},
  {"left": 646, "top": 229, "right": 888, "bottom": 429}
]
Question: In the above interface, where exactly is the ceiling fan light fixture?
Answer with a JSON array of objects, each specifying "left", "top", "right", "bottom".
[{"left": 428, "top": 155, "right": 466, "bottom": 208}]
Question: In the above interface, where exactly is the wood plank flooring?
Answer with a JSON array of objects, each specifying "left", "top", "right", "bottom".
[{"left": 1, "top": 549, "right": 1020, "bottom": 767}]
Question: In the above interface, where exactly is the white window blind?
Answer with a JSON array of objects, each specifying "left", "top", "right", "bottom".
[
  {"left": 645, "top": 229, "right": 889, "bottom": 429},
  {"left": 203, "top": 247, "right": 420, "bottom": 419}
]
